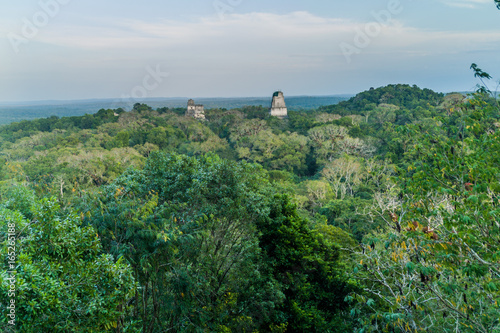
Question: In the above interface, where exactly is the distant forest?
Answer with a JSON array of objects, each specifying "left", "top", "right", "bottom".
[
  {"left": 1, "top": 83, "right": 500, "bottom": 332},
  {"left": 0, "top": 95, "right": 352, "bottom": 125}
]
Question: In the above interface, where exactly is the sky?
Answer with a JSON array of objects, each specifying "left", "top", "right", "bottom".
[{"left": 0, "top": 0, "right": 499, "bottom": 102}]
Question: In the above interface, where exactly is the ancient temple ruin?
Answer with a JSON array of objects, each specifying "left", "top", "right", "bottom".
[
  {"left": 186, "top": 99, "right": 205, "bottom": 120},
  {"left": 269, "top": 91, "right": 288, "bottom": 118}
]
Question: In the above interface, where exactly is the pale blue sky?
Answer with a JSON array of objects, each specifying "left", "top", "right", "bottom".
[{"left": 0, "top": 0, "right": 499, "bottom": 102}]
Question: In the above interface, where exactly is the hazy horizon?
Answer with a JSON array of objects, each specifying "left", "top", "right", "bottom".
[
  {"left": 0, "top": 94, "right": 356, "bottom": 124},
  {"left": 0, "top": 88, "right": 476, "bottom": 106},
  {"left": 0, "top": 93, "right": 356, "bottom": 106}
]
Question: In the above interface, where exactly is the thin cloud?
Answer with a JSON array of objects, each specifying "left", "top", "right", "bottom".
[
  {"left": 1, "top": 11, "right": 499, "bottom": 100},
  {"left": 20, "top": 11, "right": 500, "bottom": 56},
  {"left": 34, "top": 12, "right": 351, "bottom": 50},
  {"left": 439, "top": 0, "right": 492, "bottom": 8}
]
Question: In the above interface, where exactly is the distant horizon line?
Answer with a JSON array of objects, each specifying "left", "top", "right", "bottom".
[
  {"left": 0, "top": 94, "right": 358, "bottom": 107},
  {"left": 0, "top": 89, "right": 477, "bottom": 107}
]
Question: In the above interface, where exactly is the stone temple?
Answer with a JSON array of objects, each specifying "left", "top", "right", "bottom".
[
  {"left": 269, "top": 91, "right": 288, "bottom": 118},
  {"left": 186, "top": 99, "right": 205, "bottom": 120}
]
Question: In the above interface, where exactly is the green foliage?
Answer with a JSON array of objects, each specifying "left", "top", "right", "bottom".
[
  {"left": 2, "top": 83, "right": 495, "bottom": 331},
  {"left": 320, "top": 198, "right": 377, "bottom": 242},
  {"left": 230, "top": 121, "right": 310, "bottom": 175},
  {"left": 308, "top": 125, "right": 375, "bottom": 165},
  {"left": 0, "top": 184, "right": 35, "bottom": 220},
  {"left": 79, "top": 152, "right": 282, "bottom": 332},
  {"left": 0, "top": 197, "right": 135, "bottom": 332},
  {"left": 319, "top": 84, "right": 444, "bottom": 118},
  {"left": 257, "top": 195, "right": 357, "bottom": 332},
  {"left": 75, "top": 152, "right": 356, "bottom": 332},
  {"left": 349, "top": 93, "right": 500, "bottom": 332}
]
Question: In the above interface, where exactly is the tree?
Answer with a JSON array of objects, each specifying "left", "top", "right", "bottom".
[
  {"left": 322, "top": 155, "right": 363, "bottom": 200},
  {"left": 257, "top": 195, "right": 357, "bottom": 332},
  {"left": 231, "top": 126, "right": 310, "bottom": 175},
  {"left": 0, "top": 191, "right": 135, "bottom": 332},
  {"left": 80, "top": 152, "right": 283, "bottom": 332},
  {"left": 348, "top": 93, "right": 500, "bottom": 332},
  {"left": 308, "top": 125, "right": 375, "bottom": 164}
]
